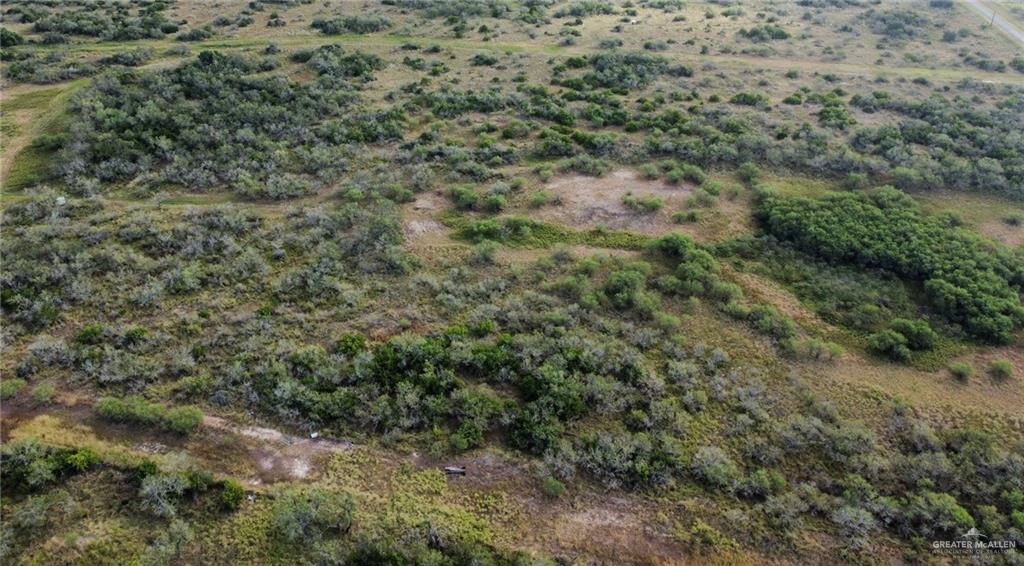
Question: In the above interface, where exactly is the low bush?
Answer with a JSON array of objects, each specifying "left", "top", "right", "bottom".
[
  {"left": 95, "top": 396, "right": 203, "bottom": 435},
  {"left": 739, "top": 24, "right": 790, "bottom": 42},
  {"left": 272, "top": 487, "right": 354, "bottom": 543},
  {"left": 623, "top": 192, "right": 664, "bottom": 213},
  {"left": 1, "top": 378, "right": 27, "bottom": 399},
  {"left": 542, "top": 476, "right": 566, "bottom": 498},
  {"left": 30, "top": 383, "right": 55, "bottom": 405},
  {"left": 988, "top": 359, "right": 1013, "bottom": 380},
  {"left": 949, "top": 362, "right": 974, "bottom": 381}
]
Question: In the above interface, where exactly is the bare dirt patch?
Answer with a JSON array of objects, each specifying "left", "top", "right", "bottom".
[
  {"left": 535, "top": 169, "right": 694, "bottom": 234},
  {"left": 401, "top": 190, "right": 458, "bottom": 254},
  {"left": 202, "top": 416, "right": 353, "bottom": 485}
]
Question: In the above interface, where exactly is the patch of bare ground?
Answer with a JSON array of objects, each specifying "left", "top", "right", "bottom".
[
  {"left": 0, "top": 395, "right": 353, "bottom": 487},
  {"left": 201, "top": 416, "right": 353, "bottom": 486},
  {"left": 534, "top": 169, "right": 754, "bottom": 242},
  {"left": 535, "top": 169, "right": 694, "bottom": 235},
  {"left": 401, "top": 190, "right": 458, "bottom": 255}
]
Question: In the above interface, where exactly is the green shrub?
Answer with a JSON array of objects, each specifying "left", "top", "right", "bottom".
[
  {"left": 889, "top": 319, "right": 937, "bottom": 350},
  {"left": 542, "top": 476, "right": 566, "bottom": 498},
  {"left": 673, "top": 210, "right": 702, "bottom": 223},
  {"left": 471, "top": 53, "right": 499, "bottom": 66},
  {"left": 529, "top": 191, "right": 558, "bottom": 208},
  {"left": 140, "top": 473, "right": 190, "bottom": 517},
  {"left": 949, "top": 362, "right": 974, "bottom": 381},
  {"left": 64, "top": 448, "right": 99, "bottom": 472},
  {"left": 782, "top": 93, "right": 803, "bottom": 105},
  {"left": 0, "top": 379, "right": 27, "bottom": 400},
  {"left": 75, "top": 324, "right": 105, "bottom": 345},
  {"left": 483, "top": 194, "right": 507, "bottom": 212},
  {"left": 639, "top": 163, "right": 660, "bottom": 179},
  {"left": 336, "top": 333, "right": 368, "bottom": 356},
  {"left": 471, "top": 240, "right": 501, "bottom": 265},
  {"left": 311, "top": 16, "right": 390, "bottom": 35},
  {"left": 165, "top": 406, "right": 204, "bottom": 434},
  {"left": 0, "top": 27, "right": 25, "bottom": 47},
  {"left": 729, "top": 92, "right": 770, "bottom": 107},
  {"left": 221, "top": 479, "right": 245, "bottom": 511},
  {"left": 96, "top": 396, "right": 166, "bottom": 425},
  {"left": 623, "top": 192, "right": 664, "bottom": 212},
  {"left": 450, "top": 186, "right": 480, "bottom": 209},
  {"left": 737, "top": 162, "right": 761, "bottom": 185},
  {"left": 30, "top": 383, "right": 56, "bottom": 405},
  {"left": 1, "top": 441, "right": 96, "bottom": 494},
  {"left": 95, "top": 396, "right": 203, "bottom": 435},
  {"left": 272, "top": 487, "right": 354, "bottom": 543},
  {"left": 868, "top": 330, "right": 911, "bottom": 362},
  {"left": 692, "top": 446, "right": 739, "bottom": 491},
  {"left": 988, "top": 359, "right": 1013, "bottom": 380},
  {"left": 500, "top": 120, "right": 531, "bottom": 141},
  {"left": 739, "top": 24, "right": 790, "bottom": 42}
]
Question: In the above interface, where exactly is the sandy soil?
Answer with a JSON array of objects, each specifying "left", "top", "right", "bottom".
[
  {"left": 535, "top": 169, "right": 695, "bottom": 235},
  {"left": 202, "top": 415, "right": 352, "bottom": 485},
  {"left": 401, "top": 190, "right": 458, "bottom": 255}
]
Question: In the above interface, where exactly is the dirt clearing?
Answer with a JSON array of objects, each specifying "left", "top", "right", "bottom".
[{"left": 534, "top": 169, "right": 694, "bottom": 235}]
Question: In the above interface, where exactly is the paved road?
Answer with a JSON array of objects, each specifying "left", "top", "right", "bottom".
[{"left": 963, "top": 0, "right": 1024, "bottom": 48}]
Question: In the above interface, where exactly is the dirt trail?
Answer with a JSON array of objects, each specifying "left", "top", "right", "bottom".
[
  {"left": 0, "top": 396, "right": 353, "bottom": 487},
  {"left": 964, "top": 0, "right": 1024, "bottom": 48}
]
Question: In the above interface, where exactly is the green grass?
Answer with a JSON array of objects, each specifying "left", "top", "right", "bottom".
[
  {"left": 4, "top": 87, "right": 67, "bottom": 111},
  {"left": 915, "top": 190, "right": 1024, "bottom": 226},
  {"left": 6, "top": 144, "right": 55, "bottom": 190},
  {"left": 757, "top": 172, "right": 839, "bottom": 199},
  {"left": 3, "top": 80, "right": 86, "bottom": 191},
  {"left": 0, "top": 115, "right": 20, "bottom": 138},
  {"left": 157, "top": 193, "right": 238, "bottom": 205}
]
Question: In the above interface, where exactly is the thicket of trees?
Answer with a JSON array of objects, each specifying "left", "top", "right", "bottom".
[
  {"left": 6, "top": 0, "right": 178, "bottom": 41},
  {"left": 757, "top": 187, "right": 1024, "bottom": 342},
  {"left": 57, "top": 51, "right": 388, "bottom": 198}
]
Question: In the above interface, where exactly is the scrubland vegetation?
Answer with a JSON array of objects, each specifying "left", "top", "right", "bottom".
[{"left": 1, "top": 0, "right": 1023, "bottom": 564}]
